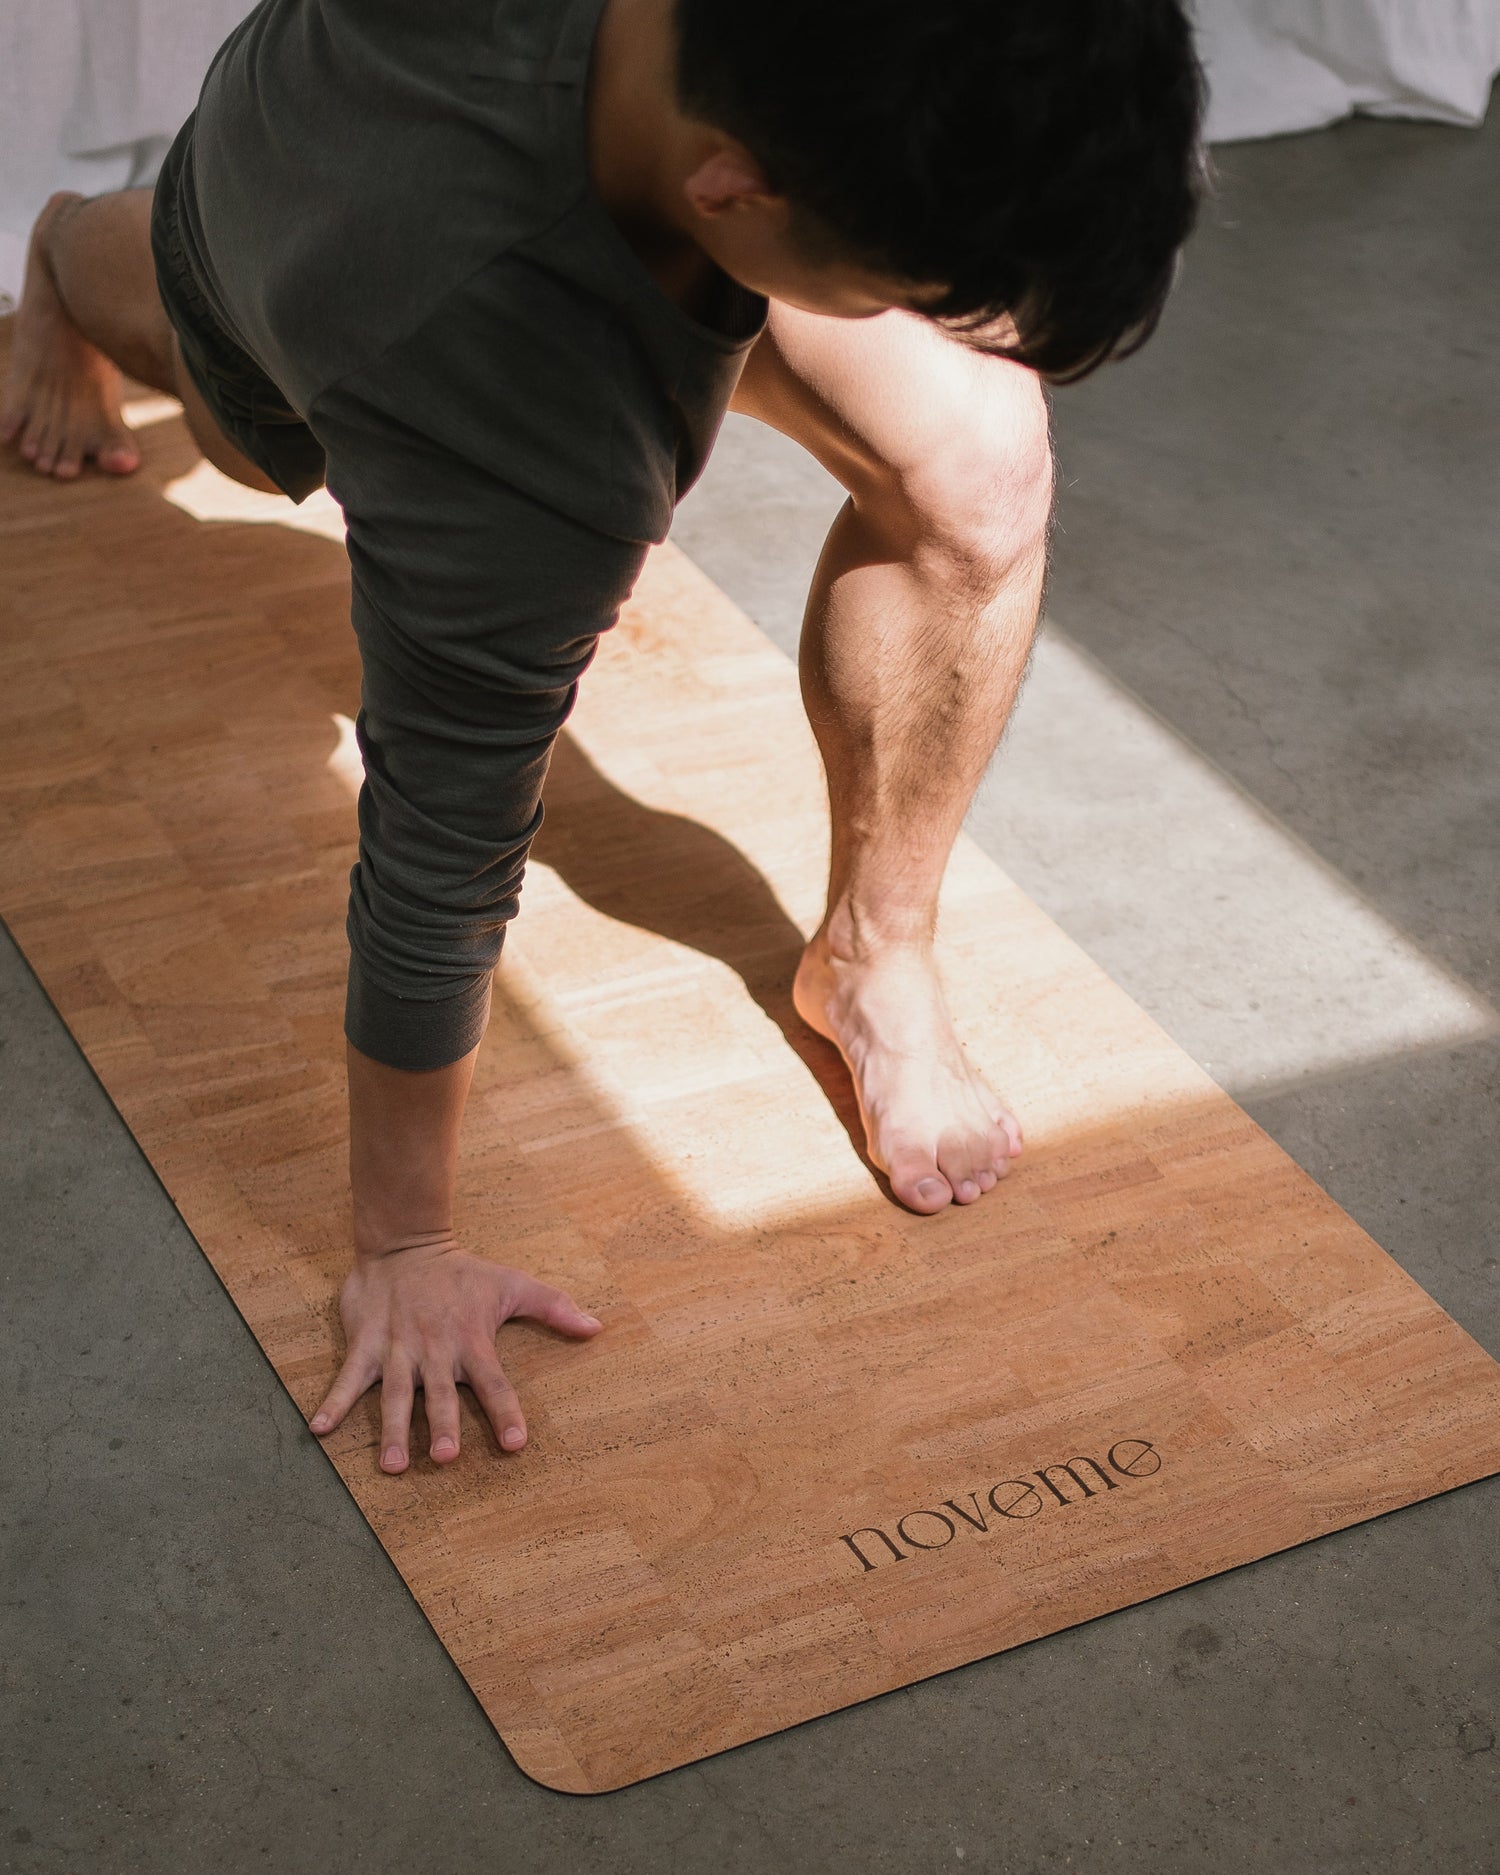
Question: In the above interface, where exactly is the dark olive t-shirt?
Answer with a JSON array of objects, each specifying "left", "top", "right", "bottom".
[{"left": 167, "top": 0, "right": 767, "bottom": 1068}]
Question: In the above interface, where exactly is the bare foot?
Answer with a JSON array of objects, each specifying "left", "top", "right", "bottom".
[
  {"left": 1, "top": 192, "right": 141, "bottom": 482},
  {"left": 793, "top": 930, "right": 1023, "bottom": 1215}
]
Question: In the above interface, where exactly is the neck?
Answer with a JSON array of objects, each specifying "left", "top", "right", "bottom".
[{"left": 587, "top": 0, "right": 698, "bottom": 250}]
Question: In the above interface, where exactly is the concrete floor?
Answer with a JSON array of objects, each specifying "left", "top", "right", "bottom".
[{"left": 5, "top": 106, "right": 1498, "bottom": 1875}]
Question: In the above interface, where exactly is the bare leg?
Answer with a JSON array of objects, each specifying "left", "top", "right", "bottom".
[
  {"left": 733, "top": 305, "right": 1053, "bottom": 1213},
  {"left": 1, "top": 188, "right": 278, "bottom": 491}
]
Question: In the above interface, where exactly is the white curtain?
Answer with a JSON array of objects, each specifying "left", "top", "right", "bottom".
[
  {"left": 0, "top": 0, "right": 253, "bottom": 305},
  {"left": 1198, "top": 0, "right": 1500, "bottom": 141},
  {"left": 2, "top": 1, "right": 1498, "bottom": 304}
]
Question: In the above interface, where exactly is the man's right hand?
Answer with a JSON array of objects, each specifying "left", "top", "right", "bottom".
[{"left": 307, "top": 1237, "right": 602, "bottom": 1472}]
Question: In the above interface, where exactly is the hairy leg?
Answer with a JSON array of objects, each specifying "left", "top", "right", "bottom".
[
  {"left": 732, "top": 304, "right": 1053, "bottom": 1214},
  {"left": 1, "top": 187, "right": 278, "bottom": 491}
]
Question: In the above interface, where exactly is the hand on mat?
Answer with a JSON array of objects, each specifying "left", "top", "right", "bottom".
[{"left": 306, "top": 1239, "right": 603, "bottom": 1472}]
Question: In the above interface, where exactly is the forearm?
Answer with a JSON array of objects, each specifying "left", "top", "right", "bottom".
[{"left": 347, "top": 1039, "right": 480, "bottom": 1257}]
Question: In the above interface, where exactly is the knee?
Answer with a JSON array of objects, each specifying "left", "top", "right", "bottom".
[{"left": 876, "top": 369, "right": 1054, "bottom": 590}]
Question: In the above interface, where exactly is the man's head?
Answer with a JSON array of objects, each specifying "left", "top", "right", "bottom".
[{"left": 670, "top": 0, "right": 1206, "bottom": 379}]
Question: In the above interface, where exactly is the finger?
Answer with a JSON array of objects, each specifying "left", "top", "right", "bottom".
[
  {"left": 511, "top": 1277, "right": 603, "bottom": 1339},
  {"left": 309, "top": 1348, "right": 380, "bottom": 1436},
  {"left": 422, "top": 1365, "right": 463, "bottom": 1464},
  {"left": 378, "top": 1358, "right": 416, "bottom": 1474},
  {"left": 465, "top": 1351, "right": 527, "bottom": 1454}
]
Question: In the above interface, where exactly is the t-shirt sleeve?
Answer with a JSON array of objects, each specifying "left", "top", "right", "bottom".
[{"left": 311, "top": 367, "right": 649, "bottom": 1072}]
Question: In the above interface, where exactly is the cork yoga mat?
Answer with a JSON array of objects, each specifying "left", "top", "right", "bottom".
[{"left": 3, "top": 391, "right": 1500, "bottom": 1794}]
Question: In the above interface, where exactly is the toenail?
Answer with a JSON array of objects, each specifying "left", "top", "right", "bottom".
[{"left": 916, "top": 1178, "right": 947, "bottom": 1204}]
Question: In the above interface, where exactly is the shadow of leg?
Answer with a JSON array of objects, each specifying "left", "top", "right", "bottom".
[{"left": 535, "top": 733, "right": 873, "bottom": 1176}]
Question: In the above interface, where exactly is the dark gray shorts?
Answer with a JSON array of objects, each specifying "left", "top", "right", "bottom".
[{"left": 149, "top": 117, "right": 327, "bottom": 504}]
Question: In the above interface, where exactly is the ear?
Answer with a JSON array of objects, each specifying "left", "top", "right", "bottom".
[{"left": 683, "top": 143, "right": 782, "bottom": 219}]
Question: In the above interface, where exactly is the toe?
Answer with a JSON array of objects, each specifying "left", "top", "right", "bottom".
[
  {"left": 96, "top": 422, "right": 141, "bottom": 475},
  {"left": 32, "top": 399, "right": 62, "bottom": 475},
  {"left": 937, "top": 1141, "right": 983, "bottom": 1205},
  {"left": 56, "top": 412, "right": 90, "bottom": 479},
  {"left": 53, "top": 400, "right": 91, "bottom": 478},
  {"left": 888, "top": 1148, "right": 952, "bottom": 1214},
  {"left": 19, "top": 406, "right": 45, "bottom": 461}
]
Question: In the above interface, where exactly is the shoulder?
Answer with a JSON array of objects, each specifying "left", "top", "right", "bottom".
[{"left": 189, "top": 0, "right": 594, "bottom": 407}]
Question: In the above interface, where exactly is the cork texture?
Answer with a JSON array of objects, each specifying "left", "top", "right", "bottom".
[{"left": 3, "top": 397, "right": 1498, "bottom": 1791}]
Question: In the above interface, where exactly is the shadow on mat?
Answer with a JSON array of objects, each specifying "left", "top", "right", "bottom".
[
  {"left": 534, "top": 732, "right": 874, "bottom": 1176},
  {"left": 4, "top": 382, "right": 881, "bottom": 1189}
]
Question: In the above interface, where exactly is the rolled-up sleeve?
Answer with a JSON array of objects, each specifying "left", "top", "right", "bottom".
[{"left": 313, "top": 373, "right": 649, "bottom": 1072}]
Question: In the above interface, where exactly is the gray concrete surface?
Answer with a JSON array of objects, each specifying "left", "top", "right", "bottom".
[{"left": 5, "top": 105, "right": 1498, "bottom": 1875}]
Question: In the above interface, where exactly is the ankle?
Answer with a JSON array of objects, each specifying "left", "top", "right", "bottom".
[{"left": 816, "top": 899, "right": 936, "bottom": 970}]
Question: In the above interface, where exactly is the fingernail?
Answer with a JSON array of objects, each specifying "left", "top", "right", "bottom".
[
  {"left": 579, "top": 1314, "right": 602, "bottom": 1330},
  {"left": 309, "top": 1412, "right": 331, "bottom": 1432},
  {"left": 501, "top": 1426, "right": 526, "bottom": 1451},
  {"left": 432, "top": 1436, "right": 457, "bottom": 1459},
  {"left": 917, "top": 1178, "right": 947, "bottom": 1203},
  {"left": 381, "top": 1446, "right": 404, "bottom": 1469}
]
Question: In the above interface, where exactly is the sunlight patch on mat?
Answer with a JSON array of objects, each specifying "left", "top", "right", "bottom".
[
  {"left": 189, "top": 451, "right": 1494, "bottom": 1119},
  {"left": 163, "top": 455, "right": 347, "bottom": 543},
  {"left": 321, "top": 703, "right": 871, "bottom": 1227},
  {"left": 121, "top": 392, "right": 185, "bottom": 430},
  {"left": 327, "top": 711, "right": 363, "bottom": 795}
]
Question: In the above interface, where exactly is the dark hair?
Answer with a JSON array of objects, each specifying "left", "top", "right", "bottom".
[{"left": 673, "top": 0, "right": 1207, "bottom": 382}]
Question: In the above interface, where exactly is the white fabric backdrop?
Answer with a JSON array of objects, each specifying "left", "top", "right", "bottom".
[
  {"left": 2, "top": 0, "right": 1499, "bottom": 304},
  {"left": 1197, "top": 0, "right": 1500, "bottom": 141},
  {"left": 0, "top": 0, "right": 251, "bottom": 305}
]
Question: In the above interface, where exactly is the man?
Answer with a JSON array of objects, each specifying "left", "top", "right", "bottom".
[{"left": 0, "top": 0, "right": 1204, "bottom": 1474}]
